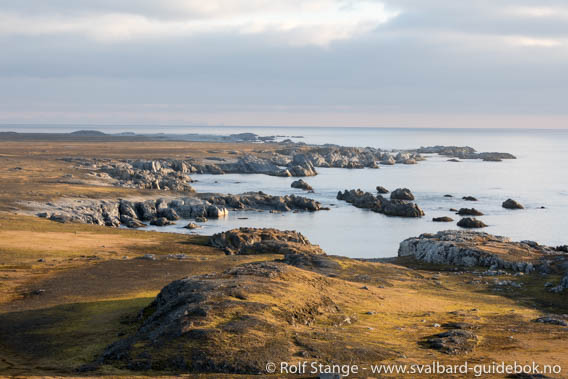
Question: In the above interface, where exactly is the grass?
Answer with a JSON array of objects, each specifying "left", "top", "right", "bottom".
[{"left": 0, "top": 297, "right": 153, "bottom": 376}]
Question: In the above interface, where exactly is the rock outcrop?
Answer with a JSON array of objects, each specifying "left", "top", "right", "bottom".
[
  {"left": 30, "top": 192, "right": 322, "bottom": 228},
  {"left": 200, "top": 192, "right": 321, "bottom": 213},
  {"left": 376, "top": 186, "right": 389, "bottom": 194},
  {"left": 273, "top": 145, "right": 428, "bottom": 169},
  {"left": 433, "top": 216, "right": 454, "bottom": 222},
  {"left": 398, "top": 230, "right": 562, "bottom": 272},
  {"left": 502, "top": 199, "right": 524, "bottom": 210},
  {"left": 457, "top": 208, "right": 484, "bottom": 216},
  {"left": 97, "top": 159, "right": 195, "bottom": 192},
  {"left": 209, "top": 227, "right": 325, "bottom": 256},
  {"left": 416, "top": 146, "right": 516, "bottom": 161},
  {"left": 457, "top": 218, "right": 487, "bottom": 229},
  {"left": 337, "top": 189, "right": 424, "bottom": 218},
  {"left": 533, "top": 315, "right": 568, "bottom": 326},
  {"left": 98, "top": 262, "right": 375, "bottom": 374},
  {"left": 220, "top": 155, "right": 290, "bottom": 177},
  {"left": 390, "top": 188, "right": 415, "bottom": 201},
  {"left": 424, "top": 328, "right": 478, "bottom": 355},
  {"left": 291, "top": 179, "right": 313, "bottom": 191},
  {"left": 549, "top": 275, "right": 568, "bottom": 293}
]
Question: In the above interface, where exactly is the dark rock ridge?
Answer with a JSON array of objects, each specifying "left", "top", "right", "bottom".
[
  {"left": 398, "top": 230, "right": 568, "bottom": 273},
  {"left": 462, "top": 196, "right": 478, "bottom": 201},
  {"left": 416, "top": 146, "right": 516, "bottom": 161},
  {"left": 502, "top": 199, "right": 524, "bottom": 210},
  {"left": 70, "top": 130, "right": 106, "bottom": 136},
  {"left": 200, "top": 191, "right": 321, "bottom": 213},
  {"left": 533, "top": 315, "right": 568, "bottom": 326},
  {"left": 33, "top": 192, "right": 321, "bottom": 228},
  {"left": 209, "top": 227, "right": 325, "bottom": 256},
  {"left": 291, "top": 179, "right": 313, "bottom": 191},
  {"left": 337, "top": 189, "right": 424, "bottom": 218},
  {"left": 457, "top": 218, "right": 487, "bottom": 229}
]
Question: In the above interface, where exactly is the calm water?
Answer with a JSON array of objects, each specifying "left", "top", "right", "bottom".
[{"left": 4, "top": 125, "right": 568, "bottom": 258}]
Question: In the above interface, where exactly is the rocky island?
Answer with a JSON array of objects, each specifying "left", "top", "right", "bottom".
[{"left": 337, "top": 188, "right": 425, "bottom": 217}]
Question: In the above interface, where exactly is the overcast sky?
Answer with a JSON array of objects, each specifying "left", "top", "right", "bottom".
[{"left": 1, "top": 0, "right": 567, "bottom": 128}]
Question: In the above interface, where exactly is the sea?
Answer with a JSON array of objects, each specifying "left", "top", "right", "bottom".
[{"left": 4, "top": 125, "right": 568, "bottom": 258}]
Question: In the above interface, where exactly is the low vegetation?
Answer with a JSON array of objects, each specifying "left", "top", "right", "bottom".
[{"left": 0, "top": 137, "right": 566, "bottom": 377}]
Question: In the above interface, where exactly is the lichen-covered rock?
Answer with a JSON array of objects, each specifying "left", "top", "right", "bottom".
[
  {"left": 209, "top": 227, "right": 325, "bottom": 256},
  {"left": 424, "top": 329, "right": 478, "bottom": 355},
  {"left": 398, "top": 230, "right": 545, "bottom": 273}
]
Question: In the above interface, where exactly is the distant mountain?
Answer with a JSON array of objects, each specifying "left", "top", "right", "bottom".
[{"left": 70, "top": 130, "right": 106, "bottom": 136}]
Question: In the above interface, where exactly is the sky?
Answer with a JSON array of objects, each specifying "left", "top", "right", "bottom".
[{"left": 0, "top": 0, "right": 567, "bottom": 128}]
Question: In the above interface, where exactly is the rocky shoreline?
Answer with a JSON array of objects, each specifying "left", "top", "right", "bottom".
[
  {"left": 415, "top": 146, "right": 516, "bottom": 161},
  {"left": 62, "top": 144, "right": 515, "bottom": 193},
  {"left": 27, "top": 192, "right": 322, "bottom": 229}
]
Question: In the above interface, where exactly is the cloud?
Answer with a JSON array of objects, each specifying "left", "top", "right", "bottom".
[
  {"left": 508, "top": 6, "right": 568, "bottom": 19},
  {"left": 506, "top": 36, "right": 563, "bottom": 48},
  {"left": 0, "top": 1, "right": 399, "bottom": 46},
  {"left": 0, "top": 0, "right": 568, "bottom": 126}
]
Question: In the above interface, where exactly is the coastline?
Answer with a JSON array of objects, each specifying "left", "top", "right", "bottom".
[{"left": 0, "top": 131, "right": 566, "bottom": 377}]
